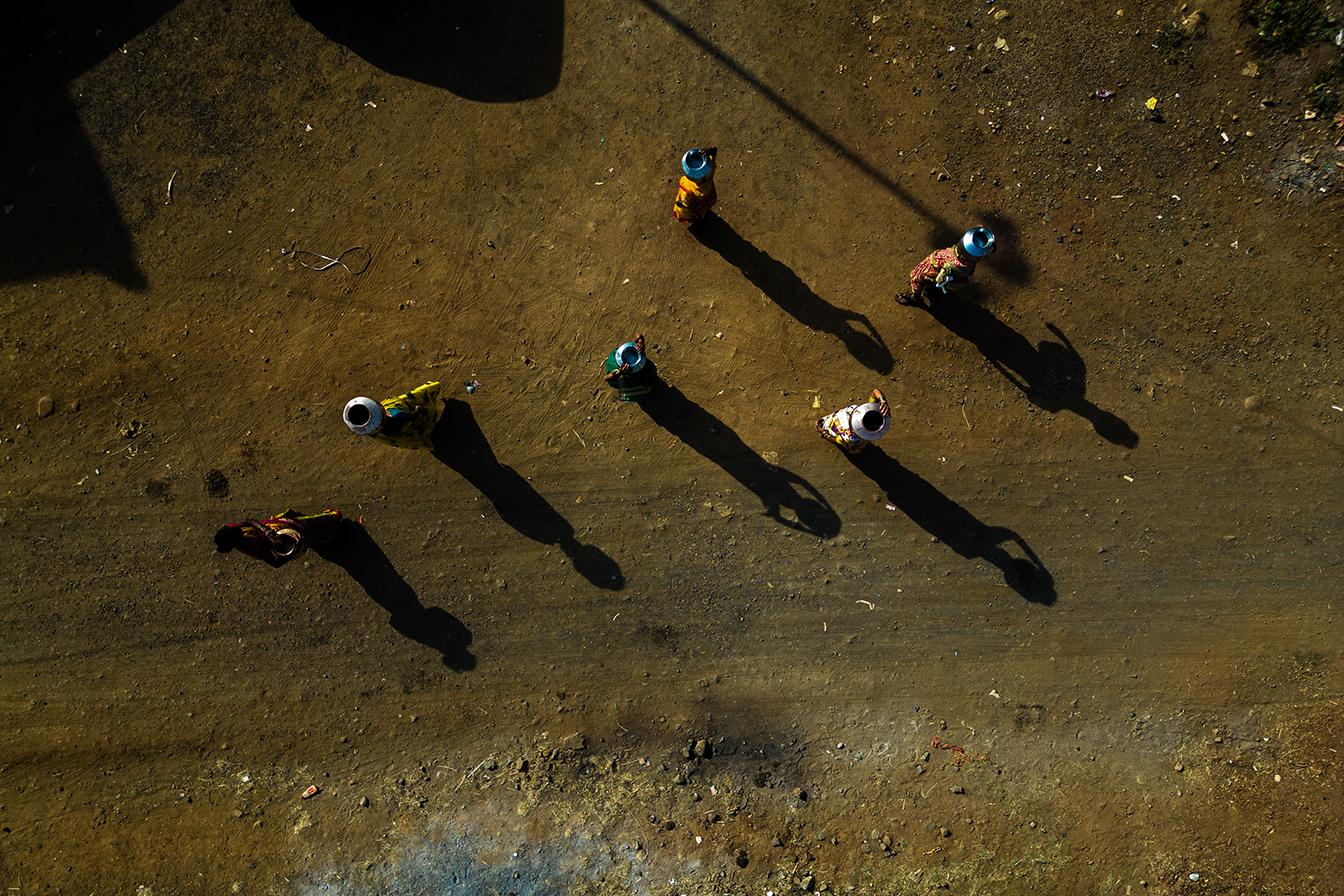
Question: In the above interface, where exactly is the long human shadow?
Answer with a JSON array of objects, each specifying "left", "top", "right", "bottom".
[
  {"left": 635, "top": 0, "right": 951, "bottom": 240},
  {"left": 691, "top": 214, "right": 893, "bottom": 375},
  {"left": 314, "top": 520, "right": 476, "bottom": 670},
  {"left": 0, "top": 5, "right": 168, "bottom": 289},
  {"left": 925, "top": 297, "right": 1138, "bottom": 448},
  {"left": 431, "top": 400, "right": 624, "bottom": 590},
  {"left": 846, "top": 449, "right": 1056, "bottom": 605},
  {"left": 292, "top": 0, "right": 562, "bottom": 102},
  {"left": 640, "top": 382, "right": 840, "bottom": 538}
]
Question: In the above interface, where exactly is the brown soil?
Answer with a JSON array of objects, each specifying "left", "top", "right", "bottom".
[{"left": 2, "top": 1, "right": 1342, "bottom": 894}]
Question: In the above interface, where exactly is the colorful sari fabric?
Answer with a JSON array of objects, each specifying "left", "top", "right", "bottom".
[
  {"left": 673, "top": 175, "right": 717, "bottom": 223},
  {"left": 373, "top": 382, "right": 442, "bottom": 448},
  {"left": 909, "top": 245, "right": 975, "bottom": 296},
  {"left": 221, "top": 509, "right": 342, "bottom": 567},
  {"left": 602, "top": 353, "right": 658, "bottom": 402},
  {"left": 816, "top": 404, "right": 869, "bottom": 453}
]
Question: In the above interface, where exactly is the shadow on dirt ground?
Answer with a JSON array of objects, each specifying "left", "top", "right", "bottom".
[
  {"left": 845, "top": 448, "right": 1056, "bottom": 604},
  {"left": 431, "top": 399, "right": 624, "bottom": 590},
  {"left": 0, "top": 5, "right": 172, "bottom": 289},
  {"left": 691, "top": 213, "right": 894, "bottom": 375},
  {"left": 315, "top": 520, "right": 476, "bottom": 670},
  {"left": 292, "top": 0, "right": 563, "bottom": 102},
  {"left": 924, "top": 297, "right": 1139, "bottom": 448},
  {"left": 634, "top": 0, "right": 952, "bottom": 243},
  {"left": 640, "top": 381, "right": 841, "bottom": 539}
]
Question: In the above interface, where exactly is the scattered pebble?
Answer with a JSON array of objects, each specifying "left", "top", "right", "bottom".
[{"left": 37, "top": 396, "right": 54, "bottom": 418}]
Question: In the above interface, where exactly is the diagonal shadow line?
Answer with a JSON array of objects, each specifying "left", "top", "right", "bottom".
[
  {"left": 431, "top": 399, "right": 626, "bottom": 590},
  {"left": 924, "top": 295, "right": 1139, "bottom": 448},
  {"left": 635, "top": 0, "right": 951, "bottom": 235},
  {"left": 845, "top": 448, "right": 1056, "bottom": 605},
  {"left": 640, "top": 381, "right": 841, "bottom": 538},
  {"left": 314, "top": 520, "right": 476, "bottom": 670},
  {"left": 691, "top": 213, "right": 893, "bottom": 375}
]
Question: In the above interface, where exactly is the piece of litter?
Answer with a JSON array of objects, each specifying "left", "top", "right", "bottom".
[
  {"left": 364, "top": 100, "right": 377, "bottom": 108},
  {"left": 304, "top": 123, "right": 313, "bottom": 132},
  {"left": 622, "top": 278, "right": 630, "bottom": 284},
  {"left": 811, "top": 395, "right": 822, "bottom": 409},
  {"left": 714, "top": 331, "right": 723, "bottom": 339},
  {"left": 1123, "top": 475, "right": 1134, "bottom": 482},
  {"left": 301, "top": 785, "right": 319, "bottom": 799},
  {"left": 856, "top": 599, "right": 875, "bottom": 610},
  {"left": 1304, "top": 110, "right": 1318, "bottom": 120},
  {"left": 884, "top": 503, "right": 897, "bottom": 511},
  {"left": 1189, "top": 873, "right": 1200, "bottom": 881},
  {"left": 1331, "top": 405, "right": 1342, "bottom": 412},
  {"left": 1221, "top": 132, "right": 1230, "bottom": 143},
  {"left": 695, "top": 835, "right": 702, "bottom": 844},
  {"left": 1145, "top": 96, "right": 1158, "bottom": 111},
  {"left": 165, "top": 169, "right": 177, "bottom": 205},
  {"left": 989, "top": 689, "right": 1000, "bottom": 698},
  {"left": 465, "top": 379, "right": 482, "bottom": 394},
  {"left": 1171, "top": 194, "right": 1181, "bottom": 201},
  {"left": 994, "top": 37, "right": 1008, "bottom": 51},
  {"left": 1095, "top": 88, "right": 1114, "bottom": 99}
]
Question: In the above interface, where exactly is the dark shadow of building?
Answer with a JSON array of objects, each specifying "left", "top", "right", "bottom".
[
  {"left": 692, "top": 214, "right": 893, "bottom": 375},
  {"left": 846, "top": 447, "right": 1056, "bottom": 604},
  {"left": 640, "top": 382, "right": 840, "bottom": 539},
  {"left": 926, "top": 299, "right": 1138, "bottom": 448},
  {"left": 292, "top": 0, "right": 563, "bottom": 102},
  {"left": 0, "top": 5, "right": 169, "bottom": 289},
  {"left": 315, "top": 520, "right": 476, "bottom": 670},
  {"left": 432, "top": 399, "right": 624, "bottom": 590}
]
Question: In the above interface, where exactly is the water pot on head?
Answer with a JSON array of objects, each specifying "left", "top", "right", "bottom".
[
  {"left": 850, "top": 402, "right": 891, "bottom": 442},
  {"left": 343, "top": 396, "right": 384, "bottom": 436},
  {"left": 614, "top": 341, "right": 646, "bottom": 372},
  {"left": 681, "top": 147, "right": 715, "bottom": 182},
  {"left": 961, "top": 226, "right": 996, "bottom": 258},
  {"left": 271, "top": 529, "right": 302, "bottom": 558}
]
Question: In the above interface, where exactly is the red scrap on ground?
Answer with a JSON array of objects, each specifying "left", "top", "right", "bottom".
[{"left": 931, "top": 736, "right": 965, "bottom": 754}]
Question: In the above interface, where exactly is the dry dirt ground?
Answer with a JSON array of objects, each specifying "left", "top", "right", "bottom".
[{"left": 2, "top": 0, "right": 1342, "bottom": 893}]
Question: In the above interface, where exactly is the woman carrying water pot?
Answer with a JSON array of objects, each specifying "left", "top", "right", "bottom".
[
  {"left": 899, "top": 226, "right": 996, "bottom": 306},
  {"left": 343, "top": 382, "right": 443, "bottom": 448},
  {"left": 214, "top": 509, "right": 343, "bottom": 568},
  {"left": 602, "top": 332, "right": 659, "bottom": 402},
  {"left": 817, "top": 389, "right": 891, "bottom": 454}
]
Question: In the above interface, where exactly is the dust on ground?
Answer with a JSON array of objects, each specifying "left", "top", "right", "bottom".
[{"left": 2, "top": 0, "right": 1342, "bottom": 893}]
